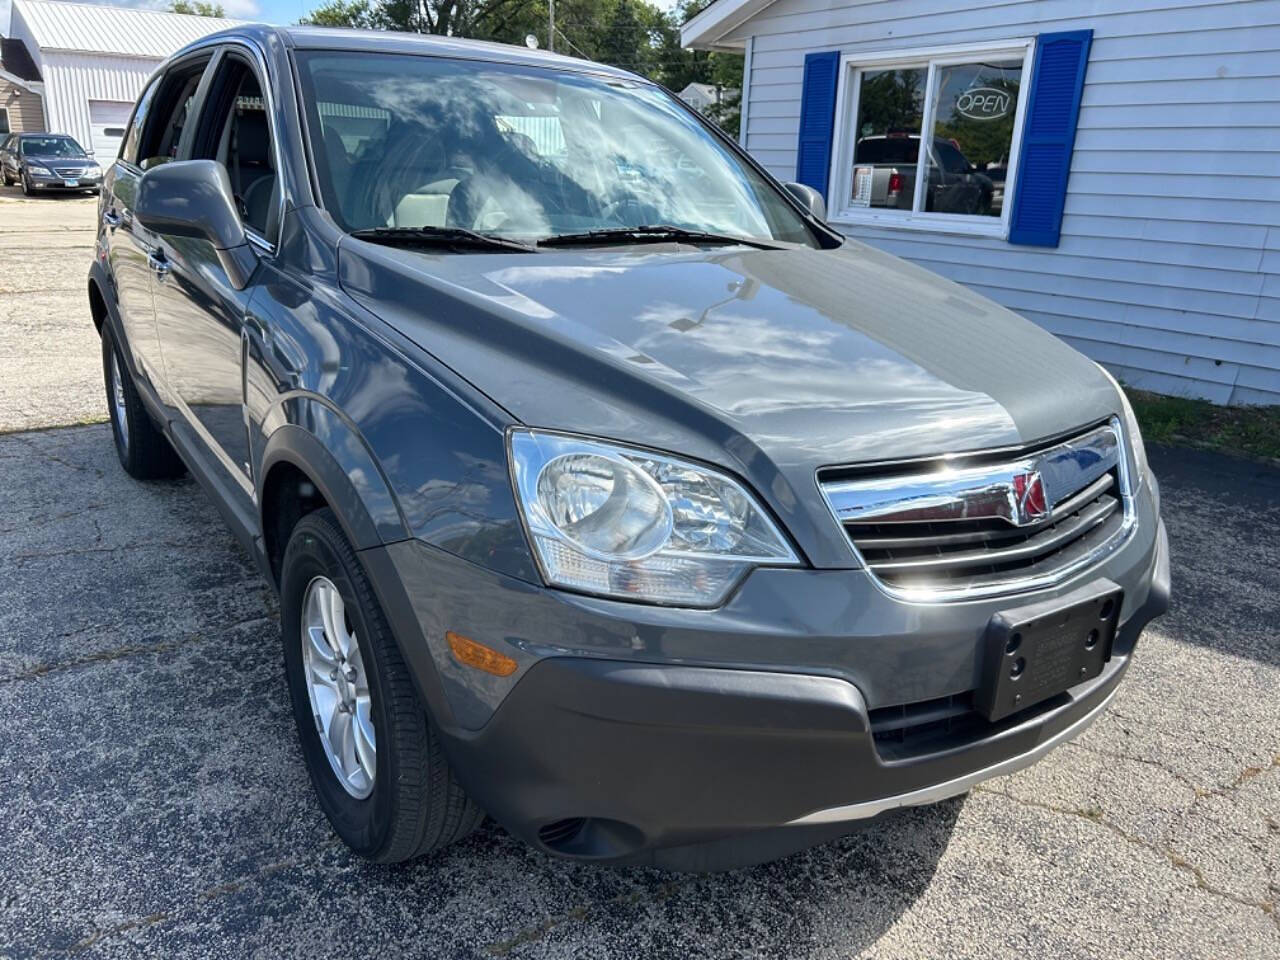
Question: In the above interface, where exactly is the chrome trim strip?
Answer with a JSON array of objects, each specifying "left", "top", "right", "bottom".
[
  {"left": 822, "top": 423, "right": 1120, "bottom": 527},
  {"left": 786, "top": 681, "right": 1121, "bottom": 826},
  {"left": 817, "top": 418, "right": 1138, "bottom": 603},
  {"left": 867, "top": 497, "right": 1117, "bottom": 573}
]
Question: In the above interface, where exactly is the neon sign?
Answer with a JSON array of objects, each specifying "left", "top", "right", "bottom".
[{"left": 956, "top": 87, "right": 1012, "bottom": 121}]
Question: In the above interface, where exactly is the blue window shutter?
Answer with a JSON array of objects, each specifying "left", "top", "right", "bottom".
[
  {"left": 795, "top": 51, "right": 840, "bottom": 201},
  {"left": 1009, "top": 30, "right": 1092, "bottom": 247}
]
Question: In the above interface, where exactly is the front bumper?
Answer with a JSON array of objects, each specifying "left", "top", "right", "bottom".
[
  {"left": 364, "top": 495, "right": 1168, "bottom": 869},
  {"left": 26, "top": 171, "right": 100, "bottom": 190}
]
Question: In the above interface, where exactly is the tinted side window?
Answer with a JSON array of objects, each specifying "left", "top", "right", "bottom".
[
  {"left": 121, "top": 77, "right": 159, "bottom": 166},
  {"left": 137, "top": 58, "right": 211, "bottom": 169}
]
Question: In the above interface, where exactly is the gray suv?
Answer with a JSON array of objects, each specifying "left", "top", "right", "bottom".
[{"left": 90, "top": 26, "right": 1169, "bottom": 871}]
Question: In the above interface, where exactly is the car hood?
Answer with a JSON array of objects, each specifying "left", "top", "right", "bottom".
[
  {"left": 339, "top": 238, "right": 1120, "bottom": 565},
  {"left": 25, "top": 155, "right": 93, "bottom": 165}
]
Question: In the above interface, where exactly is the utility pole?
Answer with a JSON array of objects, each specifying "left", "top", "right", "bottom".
[{"left": 549, "top": 0, "right": 555, "bottom": 51}]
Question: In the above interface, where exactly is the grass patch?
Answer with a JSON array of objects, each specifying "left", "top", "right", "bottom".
[{"left": 1126, "top": 388, "right": 1280, "bottom": 461}]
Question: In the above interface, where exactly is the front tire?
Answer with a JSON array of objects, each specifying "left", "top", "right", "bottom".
[
  {"left": 101, "top": 325, "right": 186, "bottom": 479},
  {"left": 21, "top": 171, "right": 32, "bottom": 196},
  {"left": 281, "top": 508, "right": 484, "bottom": 862}
]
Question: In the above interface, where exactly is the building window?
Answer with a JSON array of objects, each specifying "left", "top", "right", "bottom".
[
  {"left": 829, "top": 41, "right": 1033, "bottom": 237},
  {"left": 0, "top": 108, "right": 9, "bottom": 135}
]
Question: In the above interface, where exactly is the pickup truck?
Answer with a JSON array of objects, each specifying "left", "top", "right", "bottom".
[{"left": 852, "top": 133, "right": 995, "bottom": 215}]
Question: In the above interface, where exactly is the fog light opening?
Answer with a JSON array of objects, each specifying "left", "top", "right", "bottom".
[{"left": 535, "top": 817, "right": 646, "bottom": 858}]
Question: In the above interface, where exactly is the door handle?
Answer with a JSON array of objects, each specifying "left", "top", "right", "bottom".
[
  {"left": 102, "top": 209, "right": 121, "bottom": 229},
  {"left": 147, "top": 250, "right": 171, "bottom": 279}
]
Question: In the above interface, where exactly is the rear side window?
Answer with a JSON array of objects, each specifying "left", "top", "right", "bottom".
[
  {"left": 854, "top": 137, "right": 918, "bottom": 165},
  {"left": 120, "top": 77, "right": 159, "bottom": 166}
]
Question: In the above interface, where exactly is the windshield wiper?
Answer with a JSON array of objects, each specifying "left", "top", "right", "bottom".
[
  {"left": 538, "top": 225, "right": 781, "bottom": 251},
  {"left": 350, "top": 226, "right": 536, "bottom": 254}
]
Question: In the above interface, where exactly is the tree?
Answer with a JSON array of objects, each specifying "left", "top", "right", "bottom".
[
  {"left": 597, "top": 0, "right": 647, "bottom": 74},
  {"left": 170, "top": 0, "right": 226, "bottom": 15},
  {"left": 301, "top": 0, "right": 378, "bottom": 27},
  {"left": 296, "top": 0, "right": 746, "bottom": 136}
]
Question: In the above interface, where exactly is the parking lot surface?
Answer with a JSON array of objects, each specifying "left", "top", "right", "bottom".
[{"left": 1, "top": 194, "right": 1277, "bottom": 958}]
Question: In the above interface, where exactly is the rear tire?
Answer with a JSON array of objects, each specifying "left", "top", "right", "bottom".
[
  {"left": 101, "top": 324, "right": 185, "bottom": 480},
  {"left": 281, "top": 508, "right": 484, "bottom": 862}
]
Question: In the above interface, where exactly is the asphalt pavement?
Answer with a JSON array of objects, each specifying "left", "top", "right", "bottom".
[{"left": 0, "top": 192, "right": 1276, "bottom": 958}]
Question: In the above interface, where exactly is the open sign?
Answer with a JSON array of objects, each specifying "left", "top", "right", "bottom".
[{"left": 956, "top": 87, "right": 1011, "bottom": 120}]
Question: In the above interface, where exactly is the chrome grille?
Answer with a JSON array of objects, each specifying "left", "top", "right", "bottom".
[
  {"left": 819, "top": 421, "right": 1135, "bottom": 601},
  {"left": 54, "top": 167, "right": 82, "bottom": 178}
]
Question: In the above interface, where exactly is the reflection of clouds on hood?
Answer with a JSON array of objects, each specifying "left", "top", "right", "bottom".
[
  {"left": 641, "top": 310, "right": 841, "bottom": 366},
  {"left": 488, "top": 264, "right": 630, "bottom": 286}
]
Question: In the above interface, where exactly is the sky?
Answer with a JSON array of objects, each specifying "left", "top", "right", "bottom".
[{"left": 0, "top": 0, "right": 681, "bottom": 30}]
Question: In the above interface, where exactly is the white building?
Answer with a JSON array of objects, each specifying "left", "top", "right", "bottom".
[
  {"left": 683, "top": 0, "right": 1280, "bottom": 405},
  {"left": 4, "top": 0, "right": 237, "bottom": 158},
  {"left": 678, "top": 81, "right": 738, "bottom": 115}
]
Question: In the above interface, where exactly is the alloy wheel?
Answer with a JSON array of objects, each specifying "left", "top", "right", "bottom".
[
  {"left": 301, "top": 575, "right": 376, "bottom": 799},
  {"left": 109, "top": 351, "right": 129, "bottom": 449}
]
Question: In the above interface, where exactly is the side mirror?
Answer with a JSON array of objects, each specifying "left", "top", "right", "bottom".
[
  {"left": 135, "top": 159, "right": 258, "bottom": 289},
  {"left": 784, "top": 181, "right": 827, "bottom": 222}
]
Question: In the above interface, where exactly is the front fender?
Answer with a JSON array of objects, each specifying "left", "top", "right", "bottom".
[
  {"left": 87, "top": 260, "right": 125, "bottom": 356},
  {"left": 258, "top": 398, "right": 464, "bottom": 729},
  {"left": 257, "top": 395, "right": 407, "bottom": 550}
]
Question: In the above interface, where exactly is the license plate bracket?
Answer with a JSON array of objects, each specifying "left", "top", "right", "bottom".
[{"left": 976, "top": 581, "right": 1123, "bottom": 723}]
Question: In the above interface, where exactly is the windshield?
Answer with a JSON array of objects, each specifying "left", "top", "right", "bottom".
[
  {"left": 20, "top": 136, "right": 87, "bottom": 158},
  {"left": 295, "top": 51, "right": 817, "bottom": 246}
]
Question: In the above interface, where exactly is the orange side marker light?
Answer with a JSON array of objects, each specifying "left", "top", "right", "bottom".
[{"left": 446, "top": 631, "right": 518, "bottom": 677}]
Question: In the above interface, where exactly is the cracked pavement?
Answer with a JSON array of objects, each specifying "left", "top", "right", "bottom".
[{"left": 0, "top": 195, "right": 1277, "bottom": 958}]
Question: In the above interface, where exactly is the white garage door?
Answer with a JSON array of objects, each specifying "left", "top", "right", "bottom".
[{"left": 87, "top": 100, "right": 133, "bottom": 160}]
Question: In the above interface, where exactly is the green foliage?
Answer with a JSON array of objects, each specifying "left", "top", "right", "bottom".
[
  {"left": 1125, "top": 388, "right": 1280, "bottom": 460},
  {"left": 170, "top": 0, "right": 225, "bottom": 15},
  {"left": 853, "top": 68, "right": 923, "bottom": 139},
  {"left": 301, "top": 0, "right": 377, "bottom": 27},
  {"left": 296, "top": 0, "right": 744, "bottom": 132},
  {"left": 933, "top": 75, "right": 1019, "bottom": 169}
]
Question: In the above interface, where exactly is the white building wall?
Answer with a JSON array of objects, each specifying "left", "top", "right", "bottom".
[
  {"left": 38, "top": 54, "right": 156, "bottom": 155},
  {"left": 726, "top": 0, "right": 1280, "bottom": 404}
]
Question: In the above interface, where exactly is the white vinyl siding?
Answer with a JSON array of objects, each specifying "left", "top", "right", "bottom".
[
  {"left": 37, "top": 56, "right": 157, "bottom": 157},
  {"left": 725, "top": 0, "right": 1280, "bottom": 404}
]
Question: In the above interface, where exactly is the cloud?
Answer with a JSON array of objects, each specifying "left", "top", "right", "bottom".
[{"left": 217, "top": 0, "right": 261, "bottom": 17}]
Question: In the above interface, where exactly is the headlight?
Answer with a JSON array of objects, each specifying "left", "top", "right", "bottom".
[
  {"left": 1097, "top": 364, "right": 1148, "bottom": 490},
  {"left": 27, "top": 162, "right": 52, "bottom": 177},
  {"left": 510, "top": 430, "right": 799, "bottom": 606}
]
